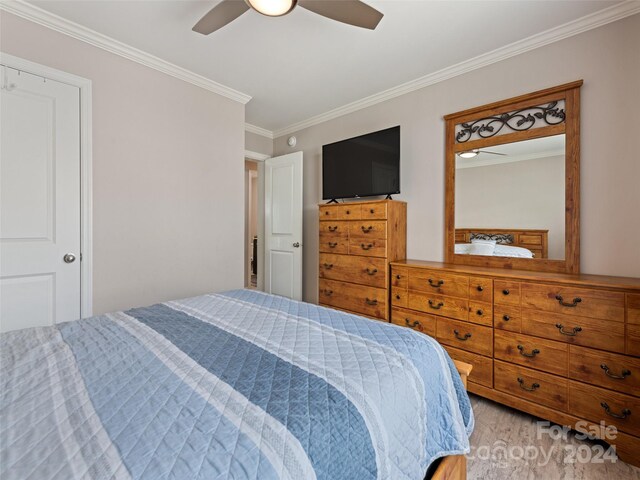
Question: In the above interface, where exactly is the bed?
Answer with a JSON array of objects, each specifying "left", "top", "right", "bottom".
[
  {"left": 455, "top": 228, "right": 549, "bottom": 258},
  {"left": 0, "top": 289, "right": 473, "bottom": 480}
]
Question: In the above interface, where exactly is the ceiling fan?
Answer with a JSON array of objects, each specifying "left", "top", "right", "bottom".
[
  {"left": 457, "top": 149, "right": 507, "bottom": 159},
  {"left": 193, "top": 0, "right": 384, "bottom": 35}
]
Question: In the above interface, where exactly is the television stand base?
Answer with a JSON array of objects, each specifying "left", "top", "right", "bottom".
[
  {"left": 385, "top": 194, "right": 393, "bottom": 200},
  {"left": 325, "top": 199, "right": 339, "bottom": 204}
]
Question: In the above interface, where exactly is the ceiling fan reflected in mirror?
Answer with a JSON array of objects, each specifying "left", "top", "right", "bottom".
[
  {"left": 457, "top": 149, "right": 507, "bottom": 159},
  {"left": 193, "top": 0, "right": 384, "bottom": 35}
]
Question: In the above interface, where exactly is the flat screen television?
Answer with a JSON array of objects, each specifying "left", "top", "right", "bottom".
[{"left": 322, "top": 126, "right": 400, "bottom": 200}]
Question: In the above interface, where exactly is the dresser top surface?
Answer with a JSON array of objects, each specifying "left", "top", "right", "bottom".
[
  {"left": 391, "top": 259, "right": 640, "bottom": 291},
  {"left": 318, "top": 199, "right": 406, "bottom": 207}
]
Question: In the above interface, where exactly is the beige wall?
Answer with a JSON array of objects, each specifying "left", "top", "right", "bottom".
[
  {"left": 245, "top": 130, "right": 273, "bottom": 157},
  {"left": 456, "top": 156, "right": 565, "bottom": 259},
  {"left": 1, "top": 12, "right": 246, "bottom": 314},
  {"left": 273, "top": 14, "right": 640, "bottom": 303}
]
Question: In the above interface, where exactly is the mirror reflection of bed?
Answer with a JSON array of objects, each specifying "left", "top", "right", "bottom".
[{"left": 454, "top": 135, "right": 565, "bottom": 260}]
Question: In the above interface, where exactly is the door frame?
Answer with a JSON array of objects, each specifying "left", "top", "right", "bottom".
[
  {"left": 1, "top": 52, "right": 93, "bottom": 317},
  {"left": 244, "top": 150, "right": 270, "bottom": 291}
]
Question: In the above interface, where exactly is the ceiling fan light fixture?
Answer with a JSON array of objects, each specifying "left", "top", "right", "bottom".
[
  {"left": 246, "top": 0, "right": 297, "bottom": 17},
  {"left": 458, "top": 150, "right": 479, "bottom": 159}
]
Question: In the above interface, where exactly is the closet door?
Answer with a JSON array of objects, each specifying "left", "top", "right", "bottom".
[{"left": 1, "top": 66, "right": 81, "bottom": 331}]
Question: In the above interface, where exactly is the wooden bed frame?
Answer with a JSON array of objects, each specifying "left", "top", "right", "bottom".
[
  {"left": 428, "top": 360, "right": 472, "bottom": 480},
  {"left": 455, "top": 228, "right": 549, "bottom": 259}
]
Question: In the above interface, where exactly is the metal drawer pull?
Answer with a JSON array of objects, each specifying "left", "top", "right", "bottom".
[
  {"left": 328, "top": 225, "right": 338, "bottom": 232},
  {"left": 405, "top": 319, "right": 420, "bottom": 328},
  {"left": 396, "top": 274, "right": 402, "bottom": 280},
  {"left": 361, "top": 225, "right": 373, "bottom": 233},
  {"left": 600, "top": 364, "right": 631, "bottom": 380},
  {"left": 601, "top": 402, "right": 631, "bottom": 419},
  {"left": 369, "top": 209, "right": 375, "bottom": 214},
  {"left": 555, "top": 295, "right": 582, "bottom": 307},
  {"left": 517, "top": 345, "right": 540, "bottom": 358},
  {"left": 361, "top": 243, "right": 373, "bottom": 250},
  {"left": 323, "top": 289, "right": 333, "bottom": 296},
  {"left": 517, "top": 377, "right": 540, "bottom": 392},
  {"left": 428, "top": 300, "right": 444, "bottom": 310},
  {"left": 555, "top": 323, "right": 582, "bottom": 336},
  {"left": 396, "top": 294, "right": 401, "bottom": 300},
  {"left": 502, "top": 289, "right": 510, "bottom": 295},
  {"left": 476, "top": 285, "right": 484, "bottom": 292},
  {"left": 365, "top": 298, "right": 378, "bottom": 306},
  {"left": 328, "top": 242, "right": 338, "bottom": 248},
  {"left": 323, "top": 263, "right": 333, "bottom": 269},
  {"left": 346, "top": 210, "right": 351, "bottom": 215},
  {"left": 428, "top": 279, "right": 444, "bottom": 288},
  {"left": 365, "top": 268, "right": 378, "bottom": 275},
  {"left": 502, "top": 315, "right": 511, "bottom": 322},
  {"left": 454, "top": 330, "right": 471, "bottom": 341},
  {"left": 475, "top": 309, "right": 484, "bottom": 316}
]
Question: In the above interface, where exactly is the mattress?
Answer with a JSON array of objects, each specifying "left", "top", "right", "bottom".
[{"left": 0, "top": 289, "right": 473, "bottom": 479}]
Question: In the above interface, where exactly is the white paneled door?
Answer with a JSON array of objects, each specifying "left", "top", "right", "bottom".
[
  {"left": 264, "top": 152, "right": 303, "bottom": 301},
  {"left": 0, "top": 66, "right": 81, "bottom": 332}
]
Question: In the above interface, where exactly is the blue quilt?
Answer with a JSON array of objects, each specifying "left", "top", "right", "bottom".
[{"left": 0, "top": 289, "right": 473, "bottom": 479}]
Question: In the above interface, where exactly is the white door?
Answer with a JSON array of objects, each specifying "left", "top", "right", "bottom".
[
  {"left": 264, "top": 152, "right": 303, "bottom": 300},
  {"left": 0, "top": 66, "right": 81, "bottom": 332}
]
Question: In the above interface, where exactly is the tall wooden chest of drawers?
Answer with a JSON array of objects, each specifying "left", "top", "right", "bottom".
[
  {"left": 390, "top": 260, "right": 640, "bottom": 467},
  {"left": 318, "top": 200, "right": 406, "bottom": 320}
]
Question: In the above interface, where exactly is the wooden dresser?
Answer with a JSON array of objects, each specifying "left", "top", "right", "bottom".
[
  {"left": 318, "top": 200, "right": 406, "bottom": 320},
  {"left": 390, "top": 260, "right": 640, "bottom": 466}
]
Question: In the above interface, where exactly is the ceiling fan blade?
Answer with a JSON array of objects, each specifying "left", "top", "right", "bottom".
[
  {"left": 480, "top": 151, "right": 508, "bottom": 156},
  {"left": 193, "top": 0, "right": 250, "bottom": 35},
  {"left": 298, "top": 0, "right": 383, "bottom": 30}
]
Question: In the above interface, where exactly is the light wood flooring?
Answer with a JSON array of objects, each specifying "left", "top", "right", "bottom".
[{"left": 468, "top": 394, "right": 640, "bottom": 479}]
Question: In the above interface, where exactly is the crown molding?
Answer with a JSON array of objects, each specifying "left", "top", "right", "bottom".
[
  {"left": 0, "top": 0, "right": 252, "bottom": 104},
  {"left": 272, "top": 1, "right": 640, "bottom": 138},
  {"left": 244, "top": 123, "right": 274, "bottom": 139},
  {"left": 456, "top": 149, "right": 565, "bottom": 169}
]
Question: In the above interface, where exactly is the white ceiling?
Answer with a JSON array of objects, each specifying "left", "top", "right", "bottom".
[{"left": 28, "top": 0, "right": 623, "bottom": 132}]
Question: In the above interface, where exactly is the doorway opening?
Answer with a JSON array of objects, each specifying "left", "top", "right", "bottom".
[{"left": 245, "top": 159, "right": 259, "bottom": 289}]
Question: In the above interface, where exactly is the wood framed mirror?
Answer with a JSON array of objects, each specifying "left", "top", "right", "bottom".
[{"left": 444, "top": 81, "right": 582, "bottom": 274}]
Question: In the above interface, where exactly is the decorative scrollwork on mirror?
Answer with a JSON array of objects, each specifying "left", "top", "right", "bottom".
[
  {"left": 456, "top": 101, "right": 566, "bottom": 143},
  {"left": 444, "top": 81, "right": 582, "bottom": 274}
]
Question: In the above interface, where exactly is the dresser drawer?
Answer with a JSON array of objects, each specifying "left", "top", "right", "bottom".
[
  {"left": 494, "top": 280, "right": 521, "bottom": 306},
  {"left": 319, "top": 253, "right": 386, "bottom": 288},
  {"left": 391, "top": 308, "right": 436, "bottom": 336},
  {"left": 391, "top": 266, "right": 408, "bottom": 288},
  {"left": 319, "top": 233, "right": 349, "bottom": 254},
  {"left": 361, "top": 203, "right": 387, "bottom": 220},
  {"left": 468, "top": 301, "right": 492, "bottom": 326},
  {"left": 319, "top": 222, "right": 349, "bottom": 237},
  {"left": 349, "top": 238, "right": 387, "bottom": 258},
  {"left": 628, "top": 324, "right": 640, "bottom": 357},
  {"left": 348, "top": 220, "right": 387, "bottom": 240},
  {"left": 569, "top": 346, "right": 640, "bottom": 397},
  {"left": 443, "top": 345, "right": 493, "bottom": 388},
  {"left": 319, "top": 204, "right": 361, "bottom": 221},
  {"left": 494, "top": 330, "right": 569, "bottom": 377},
  {"left": 569, "top": 381, "right": 640, "bottom": 437},
  {"left": 521, "top": 309, "right": 625, "bottom": 353},
  {"left": 521, "top": 283, "right": 624, "bottom": 322},
  {"left": 469, "top": 277, "right": 493, "bottom": 303},
  {"left": 628, "top": 294, "right": 640, "bottom": 324},
  {"left": 494, "top": 305, "right": 522, "bottom": 332},
  {"left": 408, "top": 293, "right": 468, "bottom": 321},
  {"left": 436, "top": 318, "right": 493, "bottom": 356},
  {"left": 408, "top": 270, "right": 469, "bottom": 298},
  {"left": 629, "top": 294, "right": 640, "bottom": 357},
  {"left": 494, "top": 361, "right": 568, "bottom": 411},
  {"left": 391, "top": 288, "right": 408, "bottom": 308},
  {"left": 319, "top": 279, "right": 386, "bottom": 319}
]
